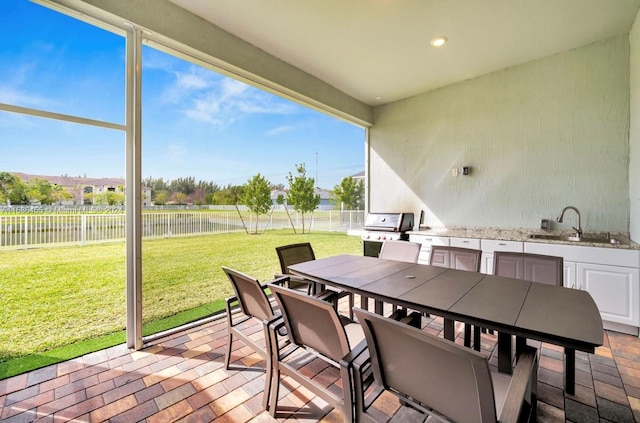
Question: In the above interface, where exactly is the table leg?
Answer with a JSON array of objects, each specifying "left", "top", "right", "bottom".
[
  {"left": 473, "top": 325, "right": 481, "bottom": 352},
  {"left": 463, "top": 324, "right": 471, "bottom": 348},
  {"left": 444, "top": 319, "right": 455, "bottom": 341},
  {"left": 498, "top": 332, "right": 513, "bottom": 374},
  {"left": 360, "top": 295, "right": 369, "bottom": 310},
  {"left": 515, "top": 335, "right": 526, "bottom": 356},
  {"left": 565, "top": 348, "right": 576, "bottom": 395}
]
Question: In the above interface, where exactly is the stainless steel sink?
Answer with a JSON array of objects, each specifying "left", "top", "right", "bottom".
[{"left": 528, "top": 234, "right": 621, "bottom": 244}]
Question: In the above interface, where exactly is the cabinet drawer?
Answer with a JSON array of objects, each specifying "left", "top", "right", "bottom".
[
  {"left": 409, "top": 235, "right": 449, "bottom": 247},
  {"left": 481, "top": 239, "right": 523, "bottom": 253},
  {"left": 450, "top": 237, "right": 480, "bottom": 249}
]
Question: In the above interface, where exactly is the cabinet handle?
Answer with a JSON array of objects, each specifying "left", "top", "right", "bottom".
[
  {"left": 462, "top": 240, "right": 469, "bottom": 243},
  {"left": 498, "top": 243, "right": 507, "bottom": 246}
]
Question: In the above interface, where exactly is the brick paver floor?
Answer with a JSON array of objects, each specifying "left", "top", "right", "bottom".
[{"left": 1, "top": 295, "right": 640, "bottom": 422}]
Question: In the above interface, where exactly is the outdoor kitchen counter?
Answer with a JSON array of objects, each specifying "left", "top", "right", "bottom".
[{"left": 409, "top": 226, "right": 640, "bottom": 250}]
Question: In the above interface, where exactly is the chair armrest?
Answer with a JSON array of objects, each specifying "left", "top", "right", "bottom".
[
  {"left": 499, "top": 346, "right": 538, "bottom": 423},
  {"left": 264, "top": 275, "right": 290, "bottom": 288},
  {"left": 340, "top": 339, "right": 369, "bottom": 368}
]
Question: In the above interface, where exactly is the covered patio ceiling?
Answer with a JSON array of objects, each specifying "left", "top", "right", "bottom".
[{"left": 169, "top": 0, "right": 640, "bottom": 106}]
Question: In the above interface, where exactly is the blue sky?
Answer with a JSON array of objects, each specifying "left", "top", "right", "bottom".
[{"left": 0, "top": 0, "right": 364, "bottom": 189}]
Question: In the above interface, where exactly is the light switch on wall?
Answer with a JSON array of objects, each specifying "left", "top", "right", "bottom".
[{"left": 452, "top": 168, "right": 459, "bottom": 177}]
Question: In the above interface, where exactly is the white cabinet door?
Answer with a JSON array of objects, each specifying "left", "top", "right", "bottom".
[
  {"left": 577, "top": 263, "right": 640, "bottom": 326},
  {"left": 564, "top": 261, "right": 577, "bottom": 289},
  {"left": 409, "top": 235, "right": 449, "bottom": 265},
  {"left": 480, "top": 240, "right": 523, "bottom": 274}
]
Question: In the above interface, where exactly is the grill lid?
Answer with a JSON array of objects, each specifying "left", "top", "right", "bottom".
[{"left": 363, "top": 212, "right": 414, "bottom": 232}]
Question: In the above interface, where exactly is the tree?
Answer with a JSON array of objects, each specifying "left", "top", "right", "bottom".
[
  {"left": 330, "top": 176, "right": 364, "bottom": 210},
  {"left": 241, "top": 173, "right": 273, "bottom": 234},
  {"left": 93, "top": 192, "right": 125, "bottom": 205},
  {"left": 173, "top": 192, "right": 187, "bottom": 204},
  {"left": 0, "top": 172, "right": 27, "bottom": 205},
  {"left": 286, "top": 163, "right": 320, "bottom": 234},
  {"left": 170, "top": 177, "right": 197, "bottom": 196},
  {"left": 154, "top": 190, "right": 169, "bottom": 205},
  {"left": 26, "top": 177, "right": 53, "bottom": 204}
]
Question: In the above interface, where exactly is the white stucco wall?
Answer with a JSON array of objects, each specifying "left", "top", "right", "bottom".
[
  {"left": 630, "top": 10, "right": 640, "bottom": 242},
  {"left": 370, "top": 36, "right": 630, "bottom": 232}
]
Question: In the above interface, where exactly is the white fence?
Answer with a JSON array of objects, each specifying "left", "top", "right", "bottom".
[{"left": 0, "top": 210, "right": 365, "bottom": 249}]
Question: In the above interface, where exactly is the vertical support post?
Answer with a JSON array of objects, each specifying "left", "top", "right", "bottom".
[{"left": 125, "top": 26, "right": 143, "bottom": 350}]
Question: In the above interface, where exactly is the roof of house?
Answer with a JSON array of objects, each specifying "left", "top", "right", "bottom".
[{"left": 11, "top": 172, "right": 131, "bottom": 189}]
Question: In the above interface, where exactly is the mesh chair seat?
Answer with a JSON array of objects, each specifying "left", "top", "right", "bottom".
[
  {"left": 265, "top": 284, "right": 368, "bottom": 420},
  {"left": 354, "top": 308, "right": 538, "bottom": 423}
]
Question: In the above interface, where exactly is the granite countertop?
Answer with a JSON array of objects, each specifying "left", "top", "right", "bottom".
[{"left": 409, "top": 226, "right": 640, "bottom": 250}]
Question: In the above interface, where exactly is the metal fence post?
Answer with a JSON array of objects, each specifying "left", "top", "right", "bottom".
[
  {"left": 81, "top": 214, "right": 87, "bottom": 245},
  {"left": 24, "top": 215, "right": 28, "bottom": 248}
]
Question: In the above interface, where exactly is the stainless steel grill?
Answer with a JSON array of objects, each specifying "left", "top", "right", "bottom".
[{"left": 361, "top": 212, "right": 414, "bottom": 257}]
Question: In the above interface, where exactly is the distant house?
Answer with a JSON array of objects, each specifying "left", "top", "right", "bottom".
[
  {"left": 351, "top": 171, "right": 365, "bottom": 182},
  {"left": 11, "top": 172, "right": 152, "bottom": 206}
]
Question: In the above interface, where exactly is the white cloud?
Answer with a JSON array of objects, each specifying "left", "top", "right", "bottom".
[
  {"left": 179, "top": 77, "right": 300, "bottom": 125},
  {"left": 176, "top": 72, "right": 210, "bottom": 90},
  {"left": 266, "top": 125, "right": 295, "bottom": 136},
  {"left": 0, "top": 86, "right": 52, "bottom": 109}
]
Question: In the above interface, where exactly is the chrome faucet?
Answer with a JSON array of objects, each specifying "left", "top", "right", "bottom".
[{"left": 556, "top": 206, "right": 583, "bottom": 238}]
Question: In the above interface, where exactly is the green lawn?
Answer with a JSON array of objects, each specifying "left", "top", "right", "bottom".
[{"left": 0, "top": 230, "right": 362, "bottom": 378}]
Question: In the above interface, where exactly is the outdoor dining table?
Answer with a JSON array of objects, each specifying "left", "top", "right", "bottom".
[{"left": 288, "top": 254, "right": 604, "bottom": 395}]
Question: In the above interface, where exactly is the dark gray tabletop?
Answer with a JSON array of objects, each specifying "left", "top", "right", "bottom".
[
  {"left": 449, "top": 276, "right": 531, "bottom": 327},
  {"left": 289, "top": 254, "right": 604, "bottom": 351},
  {"left": 516, "top": 283, "right": 603, "bottom": 348}
]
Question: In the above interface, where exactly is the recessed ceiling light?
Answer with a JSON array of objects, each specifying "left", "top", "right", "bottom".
[
  {"left": 430, "top": 36, "right": 448, "bottom": 47},
  {"left": 375, "top": 96, "right": 383, "bottom": 101}
]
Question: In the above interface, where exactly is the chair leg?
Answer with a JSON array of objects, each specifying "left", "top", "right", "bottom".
[
  {"left": 225, "top": 299, "right": 235, "bottom": 370},
  {"left": 348, "top": 293, "right": 354, "bottom": 320},
  {"left": 262, "top": 322, "right": 274, "bottom": 411},
  {"left": 268, "top": 365, "right": 281, "bottom": 417},
  {"left": 224, "top": 330, "right": 234, "bottom": 370}
]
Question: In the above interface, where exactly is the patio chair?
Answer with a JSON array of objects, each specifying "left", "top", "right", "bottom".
[
  {"left": 493, "top": 251, "right": 563, "bottom": 356},
  {"left": 264, "top": 283, "right": 368, "bottom": 420},
  {"left": 222, "top": 266, "right": 284, "bottom": 373},
  {"left": 276, "top": 242, "right": 354, "bottom": 319},
  {"left": 493, "top": 251, "right": 563, "bottom": 286},
  {"left": 378, "top": 240, "right": 421, "bottom": 263},
  {"left": 430, "top": 246, "right": 483, "bottom": 350},
  {"left": 353, "top": 307, "right": 538, "bottom": 423}
]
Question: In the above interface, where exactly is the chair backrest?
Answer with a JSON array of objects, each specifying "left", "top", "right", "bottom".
[
  {"left": 493, "top": 251, "right": 563, "bottom": 286},
  {"left": 275, "top": 242, "right": 316, "bottom": 274},
  {"left": 354, "top": 307, "right": 497, "bottom": 423},
  {"left": 269, "top": 283, "right": 351, "bottom": 363},
  {"left": 222, "top": 266, "right": 275, "bottom": 321},
  {"left": 378, "top": 240, "right": 421, "bottom": 263},
  {"left": 429, "top": 246, "right": 482, "bottom": 272}
]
